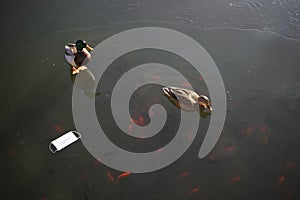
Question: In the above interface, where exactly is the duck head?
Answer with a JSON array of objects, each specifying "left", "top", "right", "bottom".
[
  {"left": 198, "top": 95, "right": 212, "bottom": 111},
  {"left": 76, "top": 40, "right": 94, "bottom": 52}
]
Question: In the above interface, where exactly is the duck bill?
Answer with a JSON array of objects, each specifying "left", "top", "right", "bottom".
[
  {"left": 200, "top": 103, "right": 212, "bottom": 112},
  {"left": 86, "top": 45, "right": 94, "bottom": 51}
]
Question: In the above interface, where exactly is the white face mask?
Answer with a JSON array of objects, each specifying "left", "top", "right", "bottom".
[{"left": 49, "top": 131, "right": 81, "bottom": 153}]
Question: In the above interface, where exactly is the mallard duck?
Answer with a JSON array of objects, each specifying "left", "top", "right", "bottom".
[
  {"left": 162, "top": 86, "right": 212, "bottom": 112},
  {"left": 65, "top": 40, "right": 94, "bottom": 75}
]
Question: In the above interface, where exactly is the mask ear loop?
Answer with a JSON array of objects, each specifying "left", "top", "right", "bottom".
[
  {"left": 72, "top": 131, "right": 81, "bottom": 139},
  {"left": 49, "top": 143, "right": 57, "bottom": 153}
]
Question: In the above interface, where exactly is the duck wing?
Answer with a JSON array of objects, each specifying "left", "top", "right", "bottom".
[
  {"left": 169, "top": 87, "right": 198, "bottom": 102},
  {"left": 163, "top": 86, "right": 200, "bottom": 111},
  {"left": 65, "top": 43, "right": 76, "bottom": 56},
  {"left": 74, "top": 51, "right": 86, "bottom": 67},
  {"left": 74, "top": 49, "right": 91, "bottom": 67}
]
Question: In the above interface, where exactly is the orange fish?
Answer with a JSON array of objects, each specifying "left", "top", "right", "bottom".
[
  {"left": 278, "top": 176, "right": 286, "bottom": 185},
  {"left": 180, "top": 83, "right": 192, "bottom": 87},
  {"left": 261, "top": 125, "right": 268, "bottom": 133},
  {"left": 225, "top": 146, "right": 235, "bottom": 152},
  {"left": 286, "top": 163, "right": 295, "bottom": 170},
  {"left": 117, "top": 172, "right": 131, "bottom": 181},
  {"left": 188, "top": 187, "right": 200, "bottom": 195},
  {"left": 128, "top": 124, "right": 133, "bottom": 133},
  {"left": 177, "top": 171, "right": 189, "bottom": 180},
  {"left": 156, "top": 147, "right": 163, "bottom": 153},
  {"left": 262, "top": 135, "right": 269, "bottom": 144},
  {"left": 131, "top": 116, "right": 144, "bottom": 126},
  {"left": 107, "top": 172, "right": 115, "bottom": 182},
  {"left": 81, "top": 173, "right": 89, "bottom": 181},
  {"left": 53, "top": 125, "right": 64, "bottom": 133},
  {"left": 149, "top": 109, "right": 154, "bottom": 117},
  {"left": 149, "top": 75, "right": 162, "bottom": 80},
  {"left": 230, "top": 176, "right": 241, "bottom": 184},
  {"left": 246, "top": 127, "right": 253, "bottom": 134}
]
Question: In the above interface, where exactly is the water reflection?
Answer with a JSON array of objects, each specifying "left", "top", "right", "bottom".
[{"left": 70, "top": 68, "right": 99, "bottom": 99}]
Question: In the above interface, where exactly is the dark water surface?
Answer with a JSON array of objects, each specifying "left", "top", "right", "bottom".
[{"left": 1, "top": 1, "right": 300, "bottom": 200}]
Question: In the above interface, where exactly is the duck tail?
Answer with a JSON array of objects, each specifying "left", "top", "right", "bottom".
[{"left": 162, "top": 87, "right": 171, "bottom": 97}]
